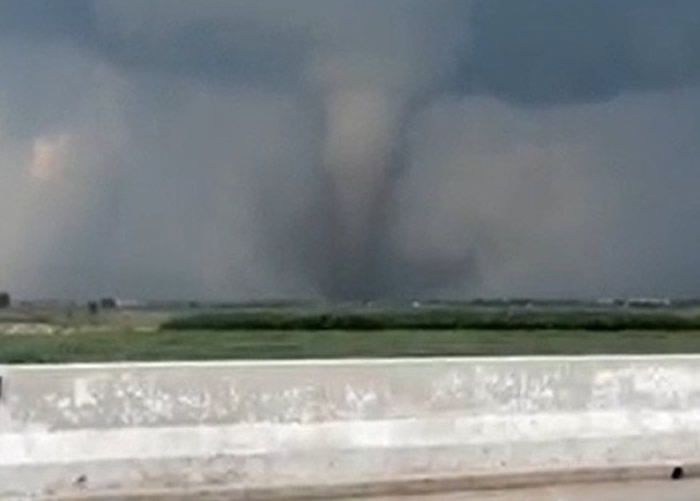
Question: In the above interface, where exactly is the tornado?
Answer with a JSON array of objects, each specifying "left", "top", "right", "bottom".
[{"left": 318, "top": 88, "right": 404, "bottom": 300}]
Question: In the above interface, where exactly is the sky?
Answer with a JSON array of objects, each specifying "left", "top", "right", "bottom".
[{"left": 1, "top": 0, "right": 700, "bottom": 301}]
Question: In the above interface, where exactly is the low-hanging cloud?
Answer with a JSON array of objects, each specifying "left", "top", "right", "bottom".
[{"left": 1, "top": 0, "right": 700, "bottom": 301}]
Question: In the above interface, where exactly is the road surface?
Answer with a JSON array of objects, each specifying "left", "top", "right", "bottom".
[{"left": 349, "top": 479, "right": 700, "bottom": 500}]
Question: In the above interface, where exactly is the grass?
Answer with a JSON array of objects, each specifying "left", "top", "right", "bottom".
[
  {"left": 3, "top": 328, "right": 700, "bottom": 364},
  {"left": 4, "top": 305, "right": 700, "bottom": 364}
]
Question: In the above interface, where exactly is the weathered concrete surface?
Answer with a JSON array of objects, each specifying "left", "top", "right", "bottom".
[
  {"left": 3, "top": 356, "right": 700, "bottom": 498},
  {"left": 348, "top": 479, "right": 700, "bottom": 501},
  {"left": 36, "top": 465, "right": 700, "bottom": 500}
]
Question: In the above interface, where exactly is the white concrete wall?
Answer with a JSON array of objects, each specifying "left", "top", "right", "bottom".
[{"left": 2, "top": 356, "right": 700, "bottom": 498}]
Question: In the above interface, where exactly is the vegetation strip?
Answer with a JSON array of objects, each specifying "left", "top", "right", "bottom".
[
  {"left": 162, "top": 308, "right": 700, "bottom": 332},
  {"left": 3, "top": 328, "right": 700, "bottom": 364}
]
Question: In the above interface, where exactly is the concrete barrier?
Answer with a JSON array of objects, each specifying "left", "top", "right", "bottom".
[{"left": 2, "top": 355, "right": 700, "bottom": 499}]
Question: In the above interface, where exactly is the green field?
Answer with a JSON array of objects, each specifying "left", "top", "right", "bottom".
[
  {"left": 3, "top": 304, "right": 700, "bottom": 364},
  {"left": 3, "top": 328, "right": 700, "bottom": 364}
]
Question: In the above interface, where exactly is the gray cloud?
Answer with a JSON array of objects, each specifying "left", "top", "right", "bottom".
[
  {"left": 1, "top": 0, "right": 700, "bottom": 300},
  {"left": 464, "top": 0, "right": 700, "bottom": 104}
]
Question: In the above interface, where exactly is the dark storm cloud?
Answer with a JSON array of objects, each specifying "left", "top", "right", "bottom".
[
  {"left": 4, "top": 0, "right": 700, "bottom": 104},
  {"left": 0, "top": 0, "right": 306, "bottom": 90},
  {"left": 2, "top": 0, "right": 700, "bottom": 300},
  {"left": 0, "top": 0, "right": 95, "bottom": 42},
  {"left": 464, "top": 0, "right": 700, "bottom": 104}
]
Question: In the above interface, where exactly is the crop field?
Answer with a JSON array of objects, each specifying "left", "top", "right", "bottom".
[{"left": 2, "top": 302, "right": 700, "bottom": 363}]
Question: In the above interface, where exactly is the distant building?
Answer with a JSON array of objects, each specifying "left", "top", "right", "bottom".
[
  {"left": 114, "top": 298, "right": 147, "bottom": 309},
  {"left": 627, "top": 297, "right": 671, "bottom": 308},
  {"left": 596, "top": 298, "right": 625, "bottom": 307},
  {"left": 0, "top": 292, "right": 9, "bottom": 309},
  {"left": 99, "top": 297, "right": 118, "bottom": 309}
]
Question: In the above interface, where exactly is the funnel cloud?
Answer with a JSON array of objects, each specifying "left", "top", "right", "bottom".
[{"left": 2, "top": 1, "right": 700, "bottom": 300}]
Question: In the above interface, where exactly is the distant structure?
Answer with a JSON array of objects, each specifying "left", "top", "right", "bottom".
[
  {"left": 99, "top": 297, "right": 118, "bottom": 309},
  {"left": 87, "top": 301, "right": 99, "bottom": 315},
  {"left": 626, "top": 297, "right": 671, "bottom": 308},
  {"left": 0, "top": 292, "right": 10, "bottom": 309}
]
